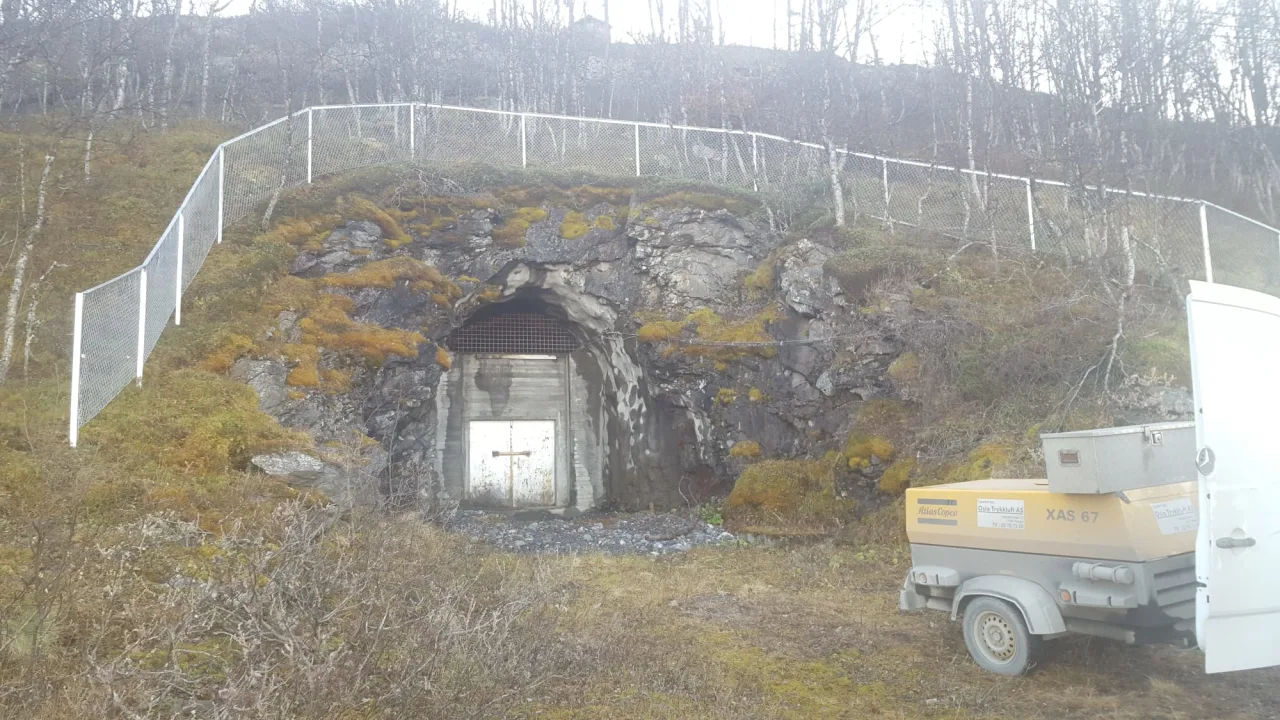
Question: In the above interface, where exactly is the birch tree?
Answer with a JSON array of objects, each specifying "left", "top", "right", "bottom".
[{"left": 0, "top": 154, "right": 55, "bottom": 384}]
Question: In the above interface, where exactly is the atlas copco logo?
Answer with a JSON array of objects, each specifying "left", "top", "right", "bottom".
[{"left": 917, "top": 505, "right": 959, "bottom": 519}]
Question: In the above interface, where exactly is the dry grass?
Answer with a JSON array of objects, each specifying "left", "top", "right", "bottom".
[{"left": 505, "top": 541, "right": 1279, "bottom": 719}]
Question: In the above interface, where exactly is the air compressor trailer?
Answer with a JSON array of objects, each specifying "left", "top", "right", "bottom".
[{"left": 899, "top": 281, "right": 1280, "bottom": 676}]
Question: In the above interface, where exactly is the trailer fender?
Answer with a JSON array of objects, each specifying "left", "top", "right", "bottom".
[{"left": 951, "top": 576, "right": 1067, "bottom": 635}]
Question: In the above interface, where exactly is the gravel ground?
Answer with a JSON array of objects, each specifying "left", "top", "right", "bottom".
[{"left": 446, "top": 510, "right": 737, "bottom": 555}]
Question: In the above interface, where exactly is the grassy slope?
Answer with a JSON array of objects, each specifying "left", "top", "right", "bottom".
[{"left": 0, "top": 122, "right": 1276, "bottom": 717}]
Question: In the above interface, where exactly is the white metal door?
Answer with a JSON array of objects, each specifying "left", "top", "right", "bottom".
[
  {"left": 467, "top": 420, "right": 555, "bottom": 507},
  {"left": 1187, "top": 280, "right": 1280, "bottom": 674}
]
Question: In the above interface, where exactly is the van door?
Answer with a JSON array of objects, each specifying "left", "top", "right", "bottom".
[{"left": 1187, "top": 280, "right": 1280, "bottom": 674}]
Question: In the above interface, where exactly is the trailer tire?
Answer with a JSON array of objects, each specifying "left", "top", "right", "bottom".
[{"left": 962, "top": 596, "right": 1040, "bottom": 676}]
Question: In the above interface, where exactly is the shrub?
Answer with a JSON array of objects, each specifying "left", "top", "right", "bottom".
[
  {"left": 743, "top": 257, "right": 775, "bottom": 295},
  {"left": 886, "top": 352, "right": 922, "bottom": 384},
  {"left": 646, "top": 190, "right": 758, "bottom": 216}
]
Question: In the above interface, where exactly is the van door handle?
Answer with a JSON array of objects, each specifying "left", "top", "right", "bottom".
[{"left": 1216, "top": 536, "right": 1256, "bottom": 549}]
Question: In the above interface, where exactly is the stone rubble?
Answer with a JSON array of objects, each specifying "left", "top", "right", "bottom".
[{"left": 445, "top": 510, "right": 737, "bottom": 555}]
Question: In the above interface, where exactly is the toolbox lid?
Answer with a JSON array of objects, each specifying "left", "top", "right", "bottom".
[{"left": 1040, "top": 422, "right": 1197, "bottom": 494}]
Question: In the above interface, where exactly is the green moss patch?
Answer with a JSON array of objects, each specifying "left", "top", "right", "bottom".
[{"left": 726, "top": 457, "right": 855, "bottom": 531}]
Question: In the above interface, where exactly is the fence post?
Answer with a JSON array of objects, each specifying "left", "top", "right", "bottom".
[
  {"left": 307, "top": 107, "right": 314, "bottom": 184},
  {"left": 1199, "top": 201, "right": 1214, "bottom": 283},
  {"left": 409, "top": 103, "right": 416, "bottom": 162},
  {"left": 175, "top": 212, "right": 184, "bottom": 325},
  {"left": 1025, "top": 178, "right": 1036, "bottom": 251},
  {"left": 69, "top": 292, "right": 84, "bottom": 448},
  {"left": 634, "top": 124, "right": 641, "bottom": 177},
  {"left": 520, "top": 114, "right": 528, "bottom": 168},
  {"left": 216, "top": 147, "right": 225, "bottom": 244},
  {"left": 136, "top": 267, "right": 147, "bottom": 384}
]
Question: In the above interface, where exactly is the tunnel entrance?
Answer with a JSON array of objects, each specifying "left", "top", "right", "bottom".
[{"left": 434, "top": 297, "right": 604, "bottom": 511}]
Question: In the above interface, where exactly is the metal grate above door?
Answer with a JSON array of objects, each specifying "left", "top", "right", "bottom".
[{"left": 448, "top": 312, "right": 580, "bottom": 354}]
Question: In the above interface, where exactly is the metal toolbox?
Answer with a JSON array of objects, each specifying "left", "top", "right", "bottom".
[{"left": 1040, "top": 422, "right": 1197, "bottom": 494}]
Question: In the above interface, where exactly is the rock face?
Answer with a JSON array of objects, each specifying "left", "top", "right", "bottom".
[{"left": 235, "top": 194, "right": 907, "bottom": 511}]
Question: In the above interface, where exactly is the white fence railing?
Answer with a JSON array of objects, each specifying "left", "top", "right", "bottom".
[{"left": 67, "top": 102, "right": 1280, "bottom": 445}]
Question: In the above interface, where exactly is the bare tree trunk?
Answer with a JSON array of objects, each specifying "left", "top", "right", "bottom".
[
  {"left": 83, "top": 129, "right": 94, "bottom": 182},
  {"left": 161, "top": 0, "right": 183, "bottom": 131},
  {"left": 1102, "top": 225, "right": 1136, "bottom": 393},
  {"left": 199, "top": 2, "right": 222, "bottom": 118},
  {"left": 0, "top": 155, "right": 54, "bottom": 384},
  {"left": 827, "top": 140, "right": 846, "bottom": 226},
  {"left": 22, "top": 262, "right": 62, "bottom": 379}
]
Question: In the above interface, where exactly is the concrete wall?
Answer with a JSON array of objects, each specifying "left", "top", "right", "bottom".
[{"left": 436, "top": 353, "right": 604, "bottom": 510}]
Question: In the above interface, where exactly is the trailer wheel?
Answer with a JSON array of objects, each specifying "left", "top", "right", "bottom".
[{"left": 962, "top": 596, "right": 1039, "bottom": 676}]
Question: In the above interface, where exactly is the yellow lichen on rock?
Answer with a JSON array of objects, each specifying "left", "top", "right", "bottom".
[
  {"left": 264, "top": 277, "right": 424, "bottom": 369},
  {"left": 748, "top": 387, "right": 766, "bottom": 402},
  {"left": 338, "top": 195, "right": 412, "bottom": 247},
  {"left": 877, "top": 459, "right": 916, "bottom": 494},
  {"left": 943, "top": 443, "right": 1012, "bottom": 484},
  {"left": 594, "top": 215, "right": 616, "bottom": 231},
  {"left": 844, "top": 433, "right": 896, "bottom": 470},
  {"left": 637, "top": 320, "right": 685, "bottom": 343},
  {"left": 684, "top": 306, "right": 779, "bottom": 363},
  {"left": 494, "top": 206, "right": 548, "bottom": 247},
  {"left": 322, "top": 257, "right": 443, "bottom": 291},
  {"left": 435, "top": 347, "right": 453, "bottom": 370},
  {"left": 716, "top": 388, "right": 737, "bottom": 405},
  {"left": 729, "top": 440, "right": 762, "bottom": 458},
  {"left": 560, "top": 211, "right": 590, "bottom": 239}
]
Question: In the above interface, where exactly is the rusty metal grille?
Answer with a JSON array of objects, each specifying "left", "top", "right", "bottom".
[{"left": 448, "top": 312, "right": 580, "bottom": 354}]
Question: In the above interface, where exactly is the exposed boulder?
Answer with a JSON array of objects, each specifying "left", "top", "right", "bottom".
[
  {"left": 631, "top": 208, "right": 776, "bottom": 309},
  {"left": 251, "top": 451, "right": 373, "bottom": 508},
  {"left": 231, "top": 359, "right": 289, "bottom": 413},
  {"left": 778, "top": 239, "right": 841, "bottom": 317}
]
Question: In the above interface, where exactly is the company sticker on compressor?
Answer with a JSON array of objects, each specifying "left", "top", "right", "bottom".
[
  {"left": 977, "top": 499, "right": 1025, "bottom": 530},
  {"left": 1151, "top": 498, "right": 1198, "bottom": 535}
]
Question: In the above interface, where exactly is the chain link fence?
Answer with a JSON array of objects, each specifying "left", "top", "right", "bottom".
[{"left": 68, "top": 102, "right": 1280, "bottom": 445}]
